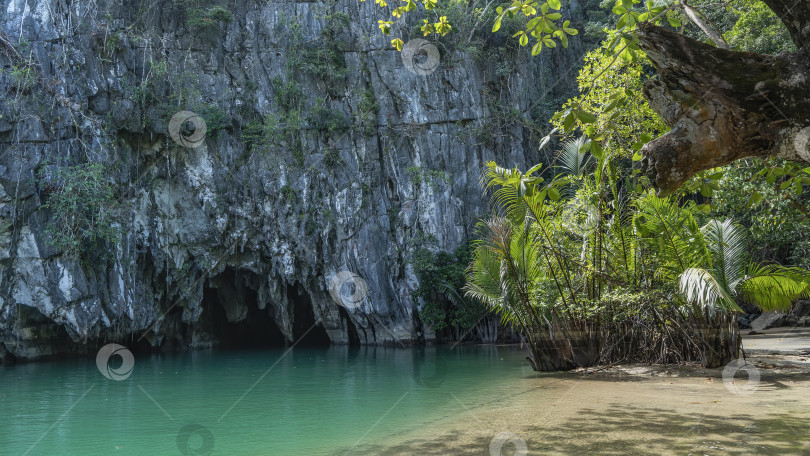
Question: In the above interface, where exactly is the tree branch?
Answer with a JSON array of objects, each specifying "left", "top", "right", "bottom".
[
  {"left": 635, "top": 22, "right": 810, "bottom": 195},
  {"left": 679, "top": 0, "right": 730, "bottom": 49}
]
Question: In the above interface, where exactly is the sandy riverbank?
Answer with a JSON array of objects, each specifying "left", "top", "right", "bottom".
[{"left": 349, "top": 329, "right": 810, "bottom": 455}]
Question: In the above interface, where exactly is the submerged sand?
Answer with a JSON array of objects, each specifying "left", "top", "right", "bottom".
[{"left": 352, "top": 329, "right": 810, "bottom": 455}]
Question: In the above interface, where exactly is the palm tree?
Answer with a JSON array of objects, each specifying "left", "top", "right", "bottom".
[
  {"left": 464, "top": 161, "right": 604, "bottom": 370},
  {"left": 637, "top": 208, "right": 810, "bottom": 366},
  {"left": 679, "top": 219, "right": 810, "bottom": 313},
  {"left": 465, "top": 159, "right": 810, "bottom": 370}
]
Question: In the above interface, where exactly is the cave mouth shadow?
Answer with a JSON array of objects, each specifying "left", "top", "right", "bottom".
[
  {"left": 201, "top": 270, "right": 331, "bottom": 349},
  {"left": 202, "top": 268, "right": 285, "bottom": 349},
  {"left": 289, "top": 281, "right": 331, "bottom": 348}
]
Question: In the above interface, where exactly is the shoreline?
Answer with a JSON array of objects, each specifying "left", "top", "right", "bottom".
[{"left": 342, "top": 329, "right": 810, "bottom": 455}]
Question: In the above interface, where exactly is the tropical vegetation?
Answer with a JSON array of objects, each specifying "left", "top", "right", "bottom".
[
  {"left": 369, "top": 0, "right": 810, "bottom": 370},
  {"left": 463, "top": 146, "right": 810, "bottom": 370}
]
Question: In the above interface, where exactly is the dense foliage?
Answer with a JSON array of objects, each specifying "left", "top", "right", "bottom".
[
  {"left": 464, "top": 153, "right": 809, "bottom": 370},
  {"left": 370, "top": 0, "right": 810, "bottom": 368},
  {"left": 410, "top": 241, "right": 492, "bottom": 337}
]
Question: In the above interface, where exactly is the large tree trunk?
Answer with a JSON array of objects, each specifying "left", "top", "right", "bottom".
[{"left": 637, "top": 0, "right": 810, "bottom": 195}]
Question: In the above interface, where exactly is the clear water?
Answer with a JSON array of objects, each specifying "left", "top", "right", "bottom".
[{"left": 0, "top": 345, "right": 533, "bottom": 455}]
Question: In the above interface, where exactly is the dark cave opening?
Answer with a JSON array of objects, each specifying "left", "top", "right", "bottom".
[
  {"left": 339, "top": 306, "right": 361, "bottom": 347},
  {"left": 289, "top": 282, "right": 331, "bottom": 347},
  {"left": 202, "top": 269, "right": 286, "bottom": 348}
]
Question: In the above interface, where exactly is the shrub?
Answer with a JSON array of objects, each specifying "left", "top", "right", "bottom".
[
  {"left": 41, "top": 163, "right": 121, "bottom": 256},
  {"left": 184, "top": 4, "right": 233, "bottom": 39},
  {"left": 309, "top": 99, "right": 350, "bottom": 133}
]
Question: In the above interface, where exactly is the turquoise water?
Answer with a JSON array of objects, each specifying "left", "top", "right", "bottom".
[{"left": 0, "top": 345, "right": 533, "bottom": 455}]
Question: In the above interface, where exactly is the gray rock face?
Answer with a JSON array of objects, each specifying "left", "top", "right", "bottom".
[
  {"left": 750, "top": 312, "right": 786, "bottom": 332},
  {"left": 792, "top": 300, "right": 810, "bottom": 317},
  {"left": 0, "top": 0, "right": 581, "bottom": 359}
]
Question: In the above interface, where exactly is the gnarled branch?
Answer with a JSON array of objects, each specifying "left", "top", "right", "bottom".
[{"left": 636, "top": 20, "right": 810, "bottom": 195}]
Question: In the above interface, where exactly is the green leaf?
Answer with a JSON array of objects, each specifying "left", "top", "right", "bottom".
[
  {"left": 562, "top": 110, "right": 576, "bottom": 131},
  {"left": 531, "top": 41, "right": 543, "bottom": 55},
  {"left": 526, "top": 163, "right": 545, "bottom": 176},
  {"left": 538, "top": 128, "right": 557, "bottom": 150},
  {"left": 700, "top": 184, "right": 712, "bottom": 198},
  {"left": 548, "top": 187, "right": 561, "bottom": 201},
  {"left": 548, "top": 0, "right": 561, "bottom": 10},
  {"left": 590, "top": 141, "right": 604, "bottom": 159},
  {"left": 576, "top": 110, "right": 597, "bottom": 124},
  {"left": 616, "top": 13, "right": 629, "bottom": 29},
  {"left": 525, "top": 17, "right": 541, "bottom": 30},
  {"left": 632, "top": 151, "right": 643, "bottom": 161},
  {"left": 619, "top": 47, "right": 635, "bottom": 62}
]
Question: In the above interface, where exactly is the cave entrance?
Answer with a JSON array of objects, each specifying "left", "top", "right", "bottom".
[
  {"left": 288, "top": 282, "right": 331, "bottom": 347},
  {"left": 339, "top": 307, "right": 361, "bottom": 347},
  {"left": 203, "top": 269, "right": 286, "bottom": 348}
]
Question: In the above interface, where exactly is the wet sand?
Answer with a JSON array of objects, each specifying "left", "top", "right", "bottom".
[{"left": 352, "top": 331, "right": 810, "bottom": 455}]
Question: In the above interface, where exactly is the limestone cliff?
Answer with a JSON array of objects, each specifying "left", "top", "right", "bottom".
[{"left": 0, "top": 0, "right": 581, "bottom": 359}]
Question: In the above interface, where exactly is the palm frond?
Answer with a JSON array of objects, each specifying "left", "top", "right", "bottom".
[
  {"left": 679, "top": 267, "right": 739, "bottom": 311},
  {"left": 738, "top": 263, "right": 810, "bottom": 311},
  {"left": 702, "top": 219, "right": 747, "bottom": 291},
  {"left": 634, "top": 193, "right": 709, "bottom": 280},
  {"left": 556, "top": 137, "right": 593, "bottom": 177}
]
